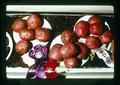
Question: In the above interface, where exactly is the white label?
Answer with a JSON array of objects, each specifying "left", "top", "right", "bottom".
[{"left": 95, "top": 48, "right": 114, "bottom": 68}]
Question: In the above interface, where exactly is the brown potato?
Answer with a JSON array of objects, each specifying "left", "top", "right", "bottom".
[
  {"left": 49, "top": 44, "right": 63, "bottom": 62},
  {"left": 64, "top": 57, "right": 78, "bottom": 68},
  {"left": 90, "top": 23, "right": 104, "bottom": 36},
  {"left": 27, "top": 13, "right": 43, "bottom": 29},
  {"left": 100, "top": 31, "right": 112, "bottom": 44},
  {"left": 19, "top": 29, "right": 35, "bottom": 41},
  {"left": 35, "top": 27, "right": 50, "bottom": 42},
  {"left": 61, "top": 29, "right": 77, "bottom": 44},
  {"left": 86, "top": 36, "right": 101, "bottom": 49},
  {"left": 15, "top": 40, "right": 32, "bottom": 55},
  {"left": 60, "top": 43, "right": 77, "bottom": 59},
  {"left": 75, "top": 20, "right": 90, "bottom": 38},
  {"left": 11, "top": 18, "right": 26, "bottom": 32},
  {"left": 88, "top": 15, "right": 102, "bottom": 25}
]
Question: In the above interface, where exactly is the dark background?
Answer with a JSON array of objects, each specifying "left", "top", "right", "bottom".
[
  {"left": 4, "top": 0, "right": 114, "bottom": 5},
  {"left": 0, "top": 0, "right": 120, "bottom": 85}
]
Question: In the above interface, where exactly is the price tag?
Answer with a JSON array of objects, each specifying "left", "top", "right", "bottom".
[{"left": 94, "top": 48, "right": 114, "bottom": 68}]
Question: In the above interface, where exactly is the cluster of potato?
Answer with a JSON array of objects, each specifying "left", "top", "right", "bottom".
[
  {"left": 49, "top": 15, "right": 112, "bottom": 68},
  {"left": 11, "top": 13, "right": 51, "bottom": 55},
  {"left": 49, "top": 29, "right": 89, "bottom": 68},
  {"left": 11, "top": 14, "right": 113, "bottom": 68}
]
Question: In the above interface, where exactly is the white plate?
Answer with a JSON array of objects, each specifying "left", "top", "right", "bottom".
[
  {"left": 13, "top": 16, "right": 52, "bottom": 46},
  {"left": 6, "top": 32, "right": 13, "bottom": 60},
  {"left": 74, "top": 15, "right": 111, "bottom": 50},
  {"left": 74, "top": 15, "right": 113, "bottom": 67},
  {"left": 13, "top": 16, "right": 52, "bottom": 67}
]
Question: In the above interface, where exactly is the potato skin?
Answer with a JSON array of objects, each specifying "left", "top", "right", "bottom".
[
  {"left": 100, "top": 31, "right": 112, "bottom": 44},
  {"left": 75, "top": 21, "right": 90, "bottom": 38},
  {"left": 61, "top": 30, "right": 77, "bottom": 44},
  {"left": 11, "top": 18, "right": 26, "bottom": 33},
  {"left": 60, "top": 43, "right": 77, "bottom": 59},
  {"left": 64, "top": 57, "right": 78, "bottom": 68},
  {"left": 27, "top": 13, "right": 43, "bottom": 29},
  {"left": 15, "top": 40, "right": 32, "bottom": 55},
  {"left": 35, "top": 27, "right": 50, "bottom": 42},
  {"left": 90, "top": 23, "right": 104, "bottom": 36},
  {"left": 49, "top": 44, "right": 63, "bottom": 61},
  {"left": 88, "top": 15, "right": 102, "bottom": 25},
  {"left": 86, "top": 36, "right": 101, "bottom": 49},
  {"left": 19, "top": 29, "right": 35, "bottom": 41}
]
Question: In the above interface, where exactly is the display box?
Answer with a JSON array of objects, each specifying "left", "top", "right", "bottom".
[{"left": 6, "top": 5, "right": 114, "bottom": 79}]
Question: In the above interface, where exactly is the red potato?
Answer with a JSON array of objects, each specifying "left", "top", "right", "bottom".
[
  {"left": 61, "top": 30, "right": 77, "bottom": 44},
  {"left": 75, "top": 20, "right": 89, "bottom": 28},
  {"left": 19, "top": 29, "right": 35, "bottom": 41},
  {"left": 49, "top": 44, "right": 63, "bottom": 62},
  {"left": 88, "top": 15, "right": 102, "bottom": 25},
  {"left": 86, "top": 36, "right": 101, "bottom": 49},
  {"left": 75, "top": 20, "right": 90, "bottom": 38},
  {"left": 60, "top": 43, "right": 77, "bottom": 59},
  {"left": 11, "top": 18, "right": 26, "bottom": 33},
  {"left": 15, "top": 40, "right": 32, "bottom": 55},
  {"left": 90, "top": 23, "right": 104, "bottom": 36},
  {"left": 100, "top": 31, "right": 112, "bottom": 44},
  {"left": 27, "top": 13, "right": 43, "bottom": 29},
  {"left": 35, "top": 27, "right": 51, "bottom": 42},
  {"left": 75, "top": 42, "right": 89, "bottom": 60},
  {"left": 64, "top": 57, "right": 78, "bottom": 68}
]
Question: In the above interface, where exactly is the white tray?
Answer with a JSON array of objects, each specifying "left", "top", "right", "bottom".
[{"left": 6, "top": 5, "right": 114, "bottom": 79}]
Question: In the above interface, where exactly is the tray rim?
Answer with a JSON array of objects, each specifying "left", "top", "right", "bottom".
[
  {"left": 6, "top": 67, "right": 114, "bottom": 79},
  {"left": 6, "top": 5, "right": 114, "bottom": 14}
]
